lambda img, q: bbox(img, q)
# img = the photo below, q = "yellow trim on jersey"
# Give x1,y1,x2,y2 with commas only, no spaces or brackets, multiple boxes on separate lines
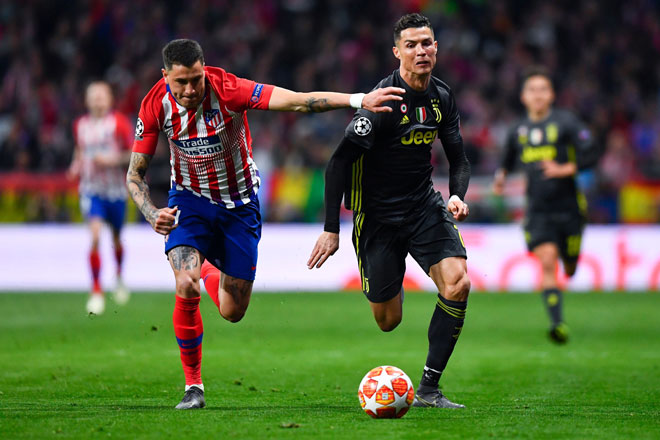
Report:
350,155,364,212
577,191,588,216
353,211,369,293
567,145,577,163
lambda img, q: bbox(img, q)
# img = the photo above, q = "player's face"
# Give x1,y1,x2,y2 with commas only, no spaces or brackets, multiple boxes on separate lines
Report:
85,83,113,117
393,27,437,76
521,75,554,116
162,61,206,109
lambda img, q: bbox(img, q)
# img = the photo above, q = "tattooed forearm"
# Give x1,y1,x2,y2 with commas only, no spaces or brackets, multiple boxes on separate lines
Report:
304,97,340,113
126,152,158,225
169,246,200,272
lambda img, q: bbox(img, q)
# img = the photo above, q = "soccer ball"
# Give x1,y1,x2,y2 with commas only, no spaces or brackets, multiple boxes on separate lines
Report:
358,366,415,418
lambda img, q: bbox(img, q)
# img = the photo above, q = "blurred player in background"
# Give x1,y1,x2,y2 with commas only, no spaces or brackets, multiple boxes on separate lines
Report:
493,67,599,343
308,13,471,409
68,81,133,315
127,39,404,410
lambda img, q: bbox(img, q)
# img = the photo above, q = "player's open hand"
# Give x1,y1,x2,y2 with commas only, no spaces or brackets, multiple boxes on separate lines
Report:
307,231,339,269
447,197,469,222
152,206,179,235
361,87,406,113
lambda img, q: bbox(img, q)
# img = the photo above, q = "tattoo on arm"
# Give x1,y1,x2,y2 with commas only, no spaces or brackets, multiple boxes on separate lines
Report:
126,152,159,226
304,97,339,113
169,246,201,272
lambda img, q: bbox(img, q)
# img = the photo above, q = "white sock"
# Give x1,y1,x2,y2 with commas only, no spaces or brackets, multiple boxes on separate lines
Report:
185,383,204,392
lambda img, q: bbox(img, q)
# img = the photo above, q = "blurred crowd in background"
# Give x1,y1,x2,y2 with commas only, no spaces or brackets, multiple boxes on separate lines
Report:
1,0,659,224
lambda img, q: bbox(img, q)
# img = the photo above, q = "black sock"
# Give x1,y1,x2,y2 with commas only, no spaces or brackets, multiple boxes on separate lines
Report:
419,294,467,390
542,288,563,327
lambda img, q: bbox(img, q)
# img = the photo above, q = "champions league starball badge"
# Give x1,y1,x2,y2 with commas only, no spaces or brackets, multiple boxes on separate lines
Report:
354,117,372,136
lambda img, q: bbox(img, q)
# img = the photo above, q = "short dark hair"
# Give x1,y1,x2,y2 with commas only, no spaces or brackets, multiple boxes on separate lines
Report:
162,39,205,70
393,13,433,44
521,65,553,88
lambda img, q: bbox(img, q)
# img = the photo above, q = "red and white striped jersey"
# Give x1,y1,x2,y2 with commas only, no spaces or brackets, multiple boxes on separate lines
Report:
132,66,274,208
73,111,133,200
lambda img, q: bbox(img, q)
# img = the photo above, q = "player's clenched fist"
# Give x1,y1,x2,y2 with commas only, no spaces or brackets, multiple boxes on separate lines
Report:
447,196,469,222
151,206,179,235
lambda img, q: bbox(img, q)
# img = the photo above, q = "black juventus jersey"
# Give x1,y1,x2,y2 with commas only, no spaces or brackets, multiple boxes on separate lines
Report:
339,70,469,224
500,109,596,214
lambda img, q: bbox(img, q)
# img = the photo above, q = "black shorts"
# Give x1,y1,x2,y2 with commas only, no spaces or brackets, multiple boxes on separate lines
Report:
524,211,585,263
351,194,467,303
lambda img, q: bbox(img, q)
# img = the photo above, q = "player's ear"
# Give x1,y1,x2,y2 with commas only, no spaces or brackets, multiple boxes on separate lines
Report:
161,68,168,84
392,45,400,60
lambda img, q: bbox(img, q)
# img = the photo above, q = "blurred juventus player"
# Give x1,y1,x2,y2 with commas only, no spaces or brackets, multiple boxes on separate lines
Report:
68,81,132,315
308,13,471,409
493,67,599,343
127,39,404,409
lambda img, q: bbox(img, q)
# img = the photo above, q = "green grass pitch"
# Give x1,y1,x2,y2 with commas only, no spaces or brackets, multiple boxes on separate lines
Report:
1,292,659,439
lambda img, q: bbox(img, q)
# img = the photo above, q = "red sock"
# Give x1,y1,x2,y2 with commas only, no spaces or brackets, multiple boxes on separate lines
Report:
114,244,124,277
89,250,101,293
201,260,220,310
173,295,203,386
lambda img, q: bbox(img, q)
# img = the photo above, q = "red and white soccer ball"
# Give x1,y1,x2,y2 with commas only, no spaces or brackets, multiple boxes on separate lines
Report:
358,365,415,418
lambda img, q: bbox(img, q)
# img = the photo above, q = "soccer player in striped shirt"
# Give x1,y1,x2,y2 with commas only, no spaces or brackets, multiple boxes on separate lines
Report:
68,81,133,315
127,39,404,409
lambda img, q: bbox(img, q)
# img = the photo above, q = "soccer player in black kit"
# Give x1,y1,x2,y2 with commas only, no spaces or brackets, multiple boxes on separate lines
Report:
308,13,471,409
493,67,598,344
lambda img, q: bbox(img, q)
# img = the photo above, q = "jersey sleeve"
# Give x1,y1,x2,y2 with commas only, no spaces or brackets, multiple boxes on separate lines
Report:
72,117,82,146
343,108,386,150
206,66,274,113
114,113,134,151
438,88,462,146
132,87,163,156
565,113,599,170
500,126,518,172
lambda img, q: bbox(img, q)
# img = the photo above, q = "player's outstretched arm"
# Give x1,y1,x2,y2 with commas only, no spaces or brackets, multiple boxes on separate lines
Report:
126,152,178,235
267,86,405,113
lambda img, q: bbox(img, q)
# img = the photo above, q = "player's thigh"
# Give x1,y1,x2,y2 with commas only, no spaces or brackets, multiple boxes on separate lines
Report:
532,242,559,271
212,197,262,282
408,201,467,277
220,274,253,310
352,212,407,303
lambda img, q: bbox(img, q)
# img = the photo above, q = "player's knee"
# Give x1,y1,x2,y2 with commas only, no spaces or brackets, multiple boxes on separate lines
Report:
176,273,201,298
444,273,471,302
376,316,401,332
220,309,245,323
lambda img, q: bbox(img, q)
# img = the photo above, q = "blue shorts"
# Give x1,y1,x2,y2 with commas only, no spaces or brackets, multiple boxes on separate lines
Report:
165,189,261,281
81,195,126,232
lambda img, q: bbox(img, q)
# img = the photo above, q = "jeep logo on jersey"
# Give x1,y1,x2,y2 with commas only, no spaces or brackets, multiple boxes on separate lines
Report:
401,129,437,145
354,117,372,136
172,135,223,155
135,118,144,139
204,109,222,129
